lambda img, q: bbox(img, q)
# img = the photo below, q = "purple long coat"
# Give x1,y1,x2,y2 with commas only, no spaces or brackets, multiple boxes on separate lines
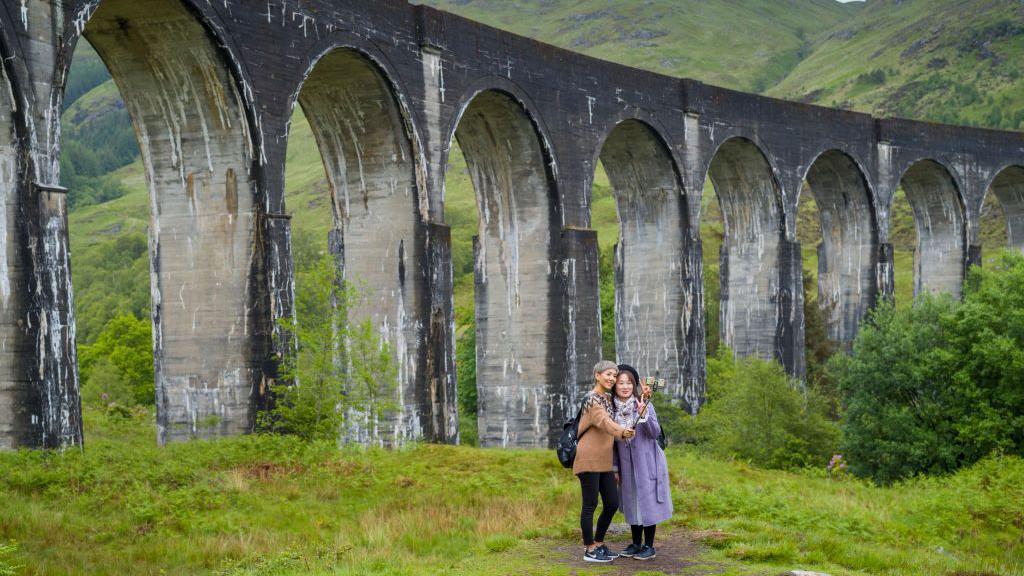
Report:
613,403,673,526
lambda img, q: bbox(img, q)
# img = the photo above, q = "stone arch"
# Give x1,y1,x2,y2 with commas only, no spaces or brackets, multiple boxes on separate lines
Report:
985,165,1024,252
898,159,966,299
596,119,688,396
801,149,877,344
291,46,425,445
448,89,559,448
706,137,785,360
81,0,260,443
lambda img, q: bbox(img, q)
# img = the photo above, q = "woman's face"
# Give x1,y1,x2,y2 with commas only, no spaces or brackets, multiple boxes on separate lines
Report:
614,373,634,400
596,368,618,391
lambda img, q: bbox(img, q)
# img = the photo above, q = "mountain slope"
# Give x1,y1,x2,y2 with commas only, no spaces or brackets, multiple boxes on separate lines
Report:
768,0,1024,130
419,0,860,92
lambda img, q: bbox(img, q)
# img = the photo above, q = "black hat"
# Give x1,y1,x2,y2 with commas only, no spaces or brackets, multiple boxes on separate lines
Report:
616,364,639,386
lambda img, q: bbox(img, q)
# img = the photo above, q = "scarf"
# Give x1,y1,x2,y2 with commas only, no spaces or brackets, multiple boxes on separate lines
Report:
613,396,638,429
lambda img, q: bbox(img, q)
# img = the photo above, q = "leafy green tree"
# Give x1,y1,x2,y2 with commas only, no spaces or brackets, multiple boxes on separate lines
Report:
263,253,397,443
834,251,1024,484
699,353,839,469
803,268,840,418
660,347,838,469
952,251,1024,453
79,314,154,406
72,232,151,344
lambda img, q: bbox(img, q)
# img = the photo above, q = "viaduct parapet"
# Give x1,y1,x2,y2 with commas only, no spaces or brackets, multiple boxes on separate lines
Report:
0,0,1021,449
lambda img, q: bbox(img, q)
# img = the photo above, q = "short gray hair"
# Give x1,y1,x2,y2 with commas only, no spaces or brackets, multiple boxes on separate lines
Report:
593,360,617,376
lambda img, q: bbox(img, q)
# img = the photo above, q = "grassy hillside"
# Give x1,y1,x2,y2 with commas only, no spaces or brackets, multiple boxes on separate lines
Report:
1,407,1021,575
769,0,1024,130
419,0,860,93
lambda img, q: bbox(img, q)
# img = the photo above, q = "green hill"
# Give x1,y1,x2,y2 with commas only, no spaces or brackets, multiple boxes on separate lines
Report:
419,0,860,93
768,0,1024,130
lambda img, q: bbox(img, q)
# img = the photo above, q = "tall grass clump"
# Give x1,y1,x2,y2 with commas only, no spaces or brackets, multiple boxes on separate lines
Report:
0,541,19,576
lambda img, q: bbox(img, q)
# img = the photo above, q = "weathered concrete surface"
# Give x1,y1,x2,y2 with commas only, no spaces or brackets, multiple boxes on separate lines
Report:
900,160,966,299
1,0,1023,449
708,138,784,362
987,166,1024,252
804,151,877,345
0,62,33,449
84,0,261,443
297,48,425,445
0,0,83,450
601,120,689,397
458,91,558,448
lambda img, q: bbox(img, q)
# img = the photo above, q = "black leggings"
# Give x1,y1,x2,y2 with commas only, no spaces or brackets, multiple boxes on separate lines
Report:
630,524,657,547
578,471,619,546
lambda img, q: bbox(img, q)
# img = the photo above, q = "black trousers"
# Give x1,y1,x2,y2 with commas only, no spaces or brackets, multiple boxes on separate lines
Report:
630,524,657,547
578,471,619,546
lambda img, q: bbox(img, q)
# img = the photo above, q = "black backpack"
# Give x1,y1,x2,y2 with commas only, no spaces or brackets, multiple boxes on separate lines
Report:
656,423,668,451
556,404,589,468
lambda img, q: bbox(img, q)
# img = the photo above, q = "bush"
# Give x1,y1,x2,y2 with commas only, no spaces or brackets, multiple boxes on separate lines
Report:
833,251,1024,484
262,253,397,443
662,348,839,470
79,314,154,406
854,69,886,86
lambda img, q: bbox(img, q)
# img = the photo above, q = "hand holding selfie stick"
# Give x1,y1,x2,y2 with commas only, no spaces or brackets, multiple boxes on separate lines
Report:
630,377,664,429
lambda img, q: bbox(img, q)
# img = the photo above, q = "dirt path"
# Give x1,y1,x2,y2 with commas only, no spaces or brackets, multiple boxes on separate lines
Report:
555,525,725,575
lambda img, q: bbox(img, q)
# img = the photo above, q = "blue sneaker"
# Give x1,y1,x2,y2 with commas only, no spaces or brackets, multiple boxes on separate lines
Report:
583,547,614,563
634,545,656,560
618,543,642,558
597,544,619,559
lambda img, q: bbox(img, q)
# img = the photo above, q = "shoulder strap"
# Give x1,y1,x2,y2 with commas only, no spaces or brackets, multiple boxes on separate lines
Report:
576,399,590,441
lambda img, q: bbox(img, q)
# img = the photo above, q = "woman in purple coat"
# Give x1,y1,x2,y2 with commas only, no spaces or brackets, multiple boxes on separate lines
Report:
612,364,673,560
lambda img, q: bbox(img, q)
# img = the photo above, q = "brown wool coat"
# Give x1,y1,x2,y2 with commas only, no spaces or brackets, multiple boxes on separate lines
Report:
572,391,628,475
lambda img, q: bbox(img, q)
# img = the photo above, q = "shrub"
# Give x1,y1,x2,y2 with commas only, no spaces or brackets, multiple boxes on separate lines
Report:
833,251,1024,484
854,68,886,86
700,355,839,469
262,253,397,443
662,348,839,470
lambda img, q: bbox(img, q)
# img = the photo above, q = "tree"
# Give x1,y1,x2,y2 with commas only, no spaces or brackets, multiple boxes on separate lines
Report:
833,250,1024,484
262,252,398,443
661,347,839,470
455,325,478,445
699,353,839,470
79,314,154,406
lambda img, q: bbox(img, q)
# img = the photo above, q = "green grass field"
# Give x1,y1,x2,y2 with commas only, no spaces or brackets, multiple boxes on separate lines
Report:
1,409,1022,576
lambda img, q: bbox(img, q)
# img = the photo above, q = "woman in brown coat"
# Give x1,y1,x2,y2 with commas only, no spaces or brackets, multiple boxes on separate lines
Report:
573,360,635,562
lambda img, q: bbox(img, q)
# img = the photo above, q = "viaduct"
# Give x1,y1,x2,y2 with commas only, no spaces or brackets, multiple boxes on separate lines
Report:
0,0,1022,450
